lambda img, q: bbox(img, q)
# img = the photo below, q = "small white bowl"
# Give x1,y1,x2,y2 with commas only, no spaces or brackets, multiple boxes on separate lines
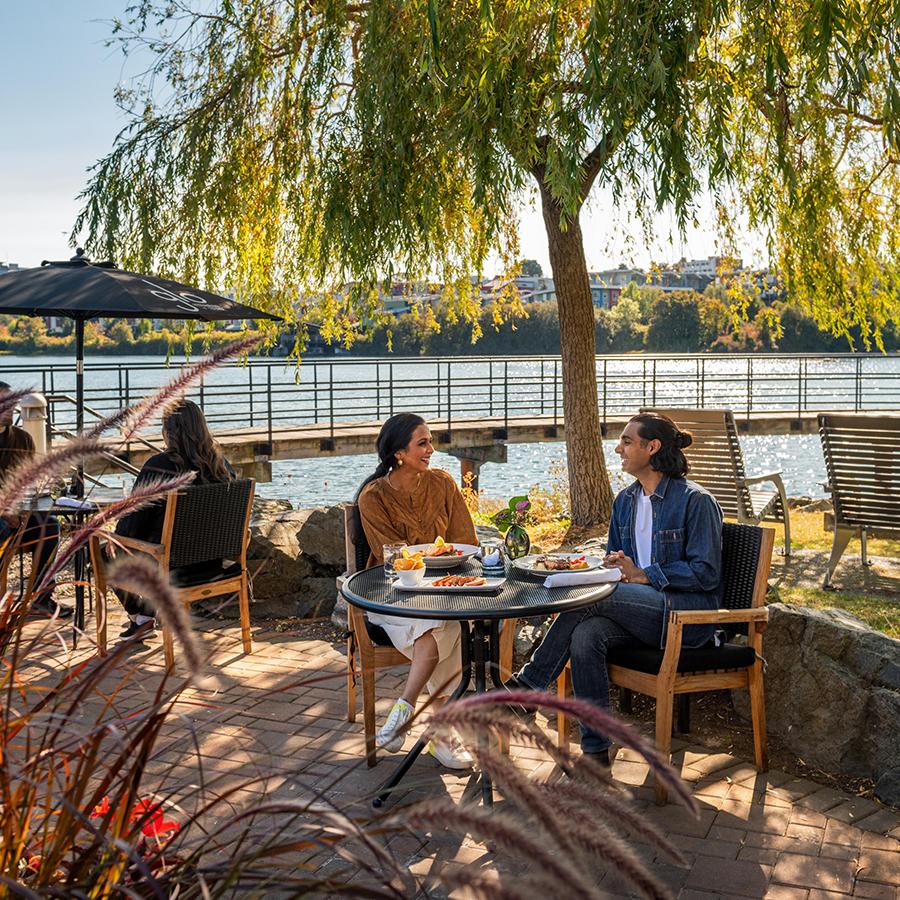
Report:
395,566,426,587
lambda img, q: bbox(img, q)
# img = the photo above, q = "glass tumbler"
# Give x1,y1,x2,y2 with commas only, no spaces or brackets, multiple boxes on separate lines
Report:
383,544,404,578
480,537,507,576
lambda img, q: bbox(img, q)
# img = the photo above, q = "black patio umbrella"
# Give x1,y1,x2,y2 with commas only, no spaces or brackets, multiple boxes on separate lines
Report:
0,251,282,453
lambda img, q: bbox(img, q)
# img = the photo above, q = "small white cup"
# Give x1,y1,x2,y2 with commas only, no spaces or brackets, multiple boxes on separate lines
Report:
395,566,426,587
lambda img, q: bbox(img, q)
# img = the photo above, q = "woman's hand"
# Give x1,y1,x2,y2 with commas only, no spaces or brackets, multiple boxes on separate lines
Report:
603,550,649,584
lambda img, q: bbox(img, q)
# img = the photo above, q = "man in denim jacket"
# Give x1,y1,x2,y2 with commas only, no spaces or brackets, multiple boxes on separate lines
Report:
509,412,723,765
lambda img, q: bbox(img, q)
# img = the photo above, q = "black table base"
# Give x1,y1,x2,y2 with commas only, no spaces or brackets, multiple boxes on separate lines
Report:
372,618,506,808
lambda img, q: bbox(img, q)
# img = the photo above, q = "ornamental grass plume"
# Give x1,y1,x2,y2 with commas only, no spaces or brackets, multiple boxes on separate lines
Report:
106,555,203,679
32,472,195,598
86,334,262,441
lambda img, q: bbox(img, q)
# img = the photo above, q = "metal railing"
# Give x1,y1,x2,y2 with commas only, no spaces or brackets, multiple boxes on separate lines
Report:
1,353,897,444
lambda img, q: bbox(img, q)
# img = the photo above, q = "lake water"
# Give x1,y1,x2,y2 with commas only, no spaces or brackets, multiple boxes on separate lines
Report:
2,352,897,507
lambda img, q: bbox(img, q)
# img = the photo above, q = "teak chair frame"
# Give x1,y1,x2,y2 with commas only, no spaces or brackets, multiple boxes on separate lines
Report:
342,504,515,766
557,524,774,805
90,480,255,670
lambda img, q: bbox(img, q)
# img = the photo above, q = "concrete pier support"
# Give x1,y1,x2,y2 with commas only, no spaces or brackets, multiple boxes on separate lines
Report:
447,444,507,491
237,459,273,483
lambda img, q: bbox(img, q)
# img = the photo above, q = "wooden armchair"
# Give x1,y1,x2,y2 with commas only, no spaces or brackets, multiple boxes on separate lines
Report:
557,522,774,804
342,504,517,766
90,479,255,670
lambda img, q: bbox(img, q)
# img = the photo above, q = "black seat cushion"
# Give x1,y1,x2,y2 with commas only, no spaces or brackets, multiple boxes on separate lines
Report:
364,618,394,647
170,560,243,588
608,642,756,674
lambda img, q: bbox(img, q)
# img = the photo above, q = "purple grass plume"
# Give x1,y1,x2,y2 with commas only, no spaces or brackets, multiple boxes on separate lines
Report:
86,335,263,442
394,799,606,899
446,689,697,812
0,438,105,516
34,472,195,596
106,555,203,679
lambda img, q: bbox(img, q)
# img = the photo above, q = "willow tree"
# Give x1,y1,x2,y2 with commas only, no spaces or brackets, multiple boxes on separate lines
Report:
77,1,900,526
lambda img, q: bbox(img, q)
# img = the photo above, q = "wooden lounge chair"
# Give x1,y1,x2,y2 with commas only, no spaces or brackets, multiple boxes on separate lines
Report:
90,479,255,669
642,407,791,555
557,523,774,805
342,504,516,766
818,413,900,588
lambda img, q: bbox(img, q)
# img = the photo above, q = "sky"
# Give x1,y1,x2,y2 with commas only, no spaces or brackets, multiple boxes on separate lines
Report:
0,3,765,275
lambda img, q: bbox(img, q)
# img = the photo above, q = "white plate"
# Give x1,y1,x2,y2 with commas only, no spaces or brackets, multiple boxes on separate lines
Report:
403,542,480,569
512,553,605,575
393,576,506,593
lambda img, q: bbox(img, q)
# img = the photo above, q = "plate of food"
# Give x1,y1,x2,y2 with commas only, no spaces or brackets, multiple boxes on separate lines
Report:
512,553,604,577
403,537,480,569
393,574,506,593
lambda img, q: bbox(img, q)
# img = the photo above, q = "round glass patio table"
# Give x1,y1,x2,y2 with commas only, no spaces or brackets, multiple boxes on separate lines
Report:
341,561,617,807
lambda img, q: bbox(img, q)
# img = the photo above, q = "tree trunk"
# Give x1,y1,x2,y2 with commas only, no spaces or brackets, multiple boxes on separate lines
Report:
537,180,614,527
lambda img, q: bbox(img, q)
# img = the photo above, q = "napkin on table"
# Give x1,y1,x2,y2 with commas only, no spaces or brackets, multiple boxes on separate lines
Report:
544,568,622,588
55,496,97,511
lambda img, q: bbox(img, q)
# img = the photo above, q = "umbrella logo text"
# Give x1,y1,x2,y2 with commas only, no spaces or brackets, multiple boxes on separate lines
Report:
141,280,224,314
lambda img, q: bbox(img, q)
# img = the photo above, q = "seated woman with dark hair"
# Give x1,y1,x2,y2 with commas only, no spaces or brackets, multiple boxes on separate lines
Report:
114,399,234,638
506,412,724,766
0,424,67,617
356,413,477,770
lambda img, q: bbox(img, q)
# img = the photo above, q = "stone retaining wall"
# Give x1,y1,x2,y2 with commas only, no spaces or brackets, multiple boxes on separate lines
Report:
735,603,900,805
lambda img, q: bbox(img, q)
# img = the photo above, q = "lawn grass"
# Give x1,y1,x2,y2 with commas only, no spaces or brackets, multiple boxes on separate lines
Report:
765,509,900,556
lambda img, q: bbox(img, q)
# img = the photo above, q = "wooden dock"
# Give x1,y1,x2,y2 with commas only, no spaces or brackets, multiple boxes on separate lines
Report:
74,409,886,482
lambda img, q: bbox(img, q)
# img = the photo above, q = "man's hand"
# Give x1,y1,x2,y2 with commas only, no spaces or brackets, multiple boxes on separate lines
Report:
603,550,649,584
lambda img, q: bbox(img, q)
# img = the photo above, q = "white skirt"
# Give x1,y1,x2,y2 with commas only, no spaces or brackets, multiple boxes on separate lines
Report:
366,613,462,696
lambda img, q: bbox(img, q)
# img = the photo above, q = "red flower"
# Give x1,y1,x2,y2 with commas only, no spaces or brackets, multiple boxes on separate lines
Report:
129,797,180,845
25,855,42,872
90,796,111,819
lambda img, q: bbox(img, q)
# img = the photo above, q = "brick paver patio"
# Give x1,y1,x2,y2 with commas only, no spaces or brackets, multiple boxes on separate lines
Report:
19,610,900,899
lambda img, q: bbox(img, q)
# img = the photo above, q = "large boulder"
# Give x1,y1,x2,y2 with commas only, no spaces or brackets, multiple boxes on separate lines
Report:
248,502,347,618
733,603,900,805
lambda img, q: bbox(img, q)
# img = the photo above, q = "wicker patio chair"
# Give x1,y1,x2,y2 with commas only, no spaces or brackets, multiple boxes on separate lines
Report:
641,407,791,555
557,523,774,804
90,478,255,670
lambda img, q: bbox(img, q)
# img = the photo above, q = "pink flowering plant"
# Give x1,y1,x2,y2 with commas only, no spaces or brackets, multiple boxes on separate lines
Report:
490,494,532,531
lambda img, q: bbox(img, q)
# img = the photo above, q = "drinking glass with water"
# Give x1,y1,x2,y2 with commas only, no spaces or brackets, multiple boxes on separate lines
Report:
383,544,404,578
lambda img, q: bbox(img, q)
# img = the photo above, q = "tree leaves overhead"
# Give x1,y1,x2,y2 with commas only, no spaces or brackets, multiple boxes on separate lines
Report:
77,0,900,347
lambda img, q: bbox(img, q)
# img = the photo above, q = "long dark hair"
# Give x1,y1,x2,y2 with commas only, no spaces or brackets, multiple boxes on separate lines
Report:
162,400,233,484
0,425,33,479
355,413,425,499
629,413,693,478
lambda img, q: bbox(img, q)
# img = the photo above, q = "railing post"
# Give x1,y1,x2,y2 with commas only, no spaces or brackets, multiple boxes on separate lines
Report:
746,358,752,419
504,361,509,433
489,361,494,417
267,364,273,445
554,358,559,426
447,361,452,434
436,362,441,420
376,362,380,419
389,362,394,416
855,356,862,412
642,358,647,407
329,362,335,442
249,363,255,427
797,358,803,417
602,358,607,425
652,359,657,406
697,357,702,408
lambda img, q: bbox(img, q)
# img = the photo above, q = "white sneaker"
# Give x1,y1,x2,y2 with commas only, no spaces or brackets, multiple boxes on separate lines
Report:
376,699,414,752
428,735,474,770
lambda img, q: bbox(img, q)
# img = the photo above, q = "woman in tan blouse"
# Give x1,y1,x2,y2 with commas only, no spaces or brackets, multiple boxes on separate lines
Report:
357,413,477,769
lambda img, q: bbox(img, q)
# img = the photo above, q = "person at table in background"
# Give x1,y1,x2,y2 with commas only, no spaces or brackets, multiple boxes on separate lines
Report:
0,382,69,618
113,399,235,639
506,412,723,767
356,413,478,770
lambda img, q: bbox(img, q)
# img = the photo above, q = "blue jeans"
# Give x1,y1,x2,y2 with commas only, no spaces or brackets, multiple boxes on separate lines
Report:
518,583,714,753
